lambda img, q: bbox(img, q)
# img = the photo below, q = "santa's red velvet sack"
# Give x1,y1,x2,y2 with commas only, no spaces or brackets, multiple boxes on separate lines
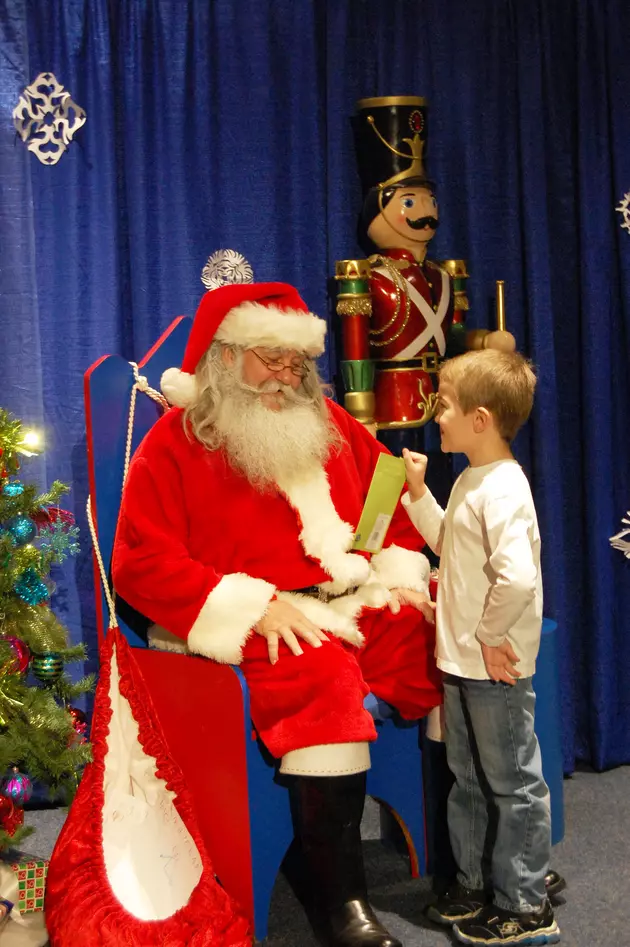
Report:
45,627,250,947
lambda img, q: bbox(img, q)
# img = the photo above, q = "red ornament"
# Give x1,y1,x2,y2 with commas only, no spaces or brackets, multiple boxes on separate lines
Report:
31,507,75,528
0,794,24,836
1,636,31,675
67,706,88,745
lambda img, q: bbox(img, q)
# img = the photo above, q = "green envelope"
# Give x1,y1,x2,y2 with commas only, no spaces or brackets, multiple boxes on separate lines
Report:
352,453,407,553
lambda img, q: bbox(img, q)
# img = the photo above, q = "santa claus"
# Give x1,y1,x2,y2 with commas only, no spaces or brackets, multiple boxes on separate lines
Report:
112,281,443,947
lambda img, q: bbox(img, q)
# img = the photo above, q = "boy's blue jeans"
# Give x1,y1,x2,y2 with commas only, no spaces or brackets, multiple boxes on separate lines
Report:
443,674,551,913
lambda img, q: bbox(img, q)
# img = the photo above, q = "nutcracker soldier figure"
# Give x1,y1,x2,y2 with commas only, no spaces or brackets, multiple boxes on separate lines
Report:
335,96,514,447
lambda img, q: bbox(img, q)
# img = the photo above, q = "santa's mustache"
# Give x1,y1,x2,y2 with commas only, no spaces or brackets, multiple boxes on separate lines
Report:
230,373,314,406
406,215,440,231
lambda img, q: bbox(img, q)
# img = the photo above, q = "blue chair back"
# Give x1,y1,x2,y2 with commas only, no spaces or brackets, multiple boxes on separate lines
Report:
85,317,192,647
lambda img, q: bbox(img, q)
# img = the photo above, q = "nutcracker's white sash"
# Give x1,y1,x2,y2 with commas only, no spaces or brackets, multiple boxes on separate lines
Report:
374,266,449,358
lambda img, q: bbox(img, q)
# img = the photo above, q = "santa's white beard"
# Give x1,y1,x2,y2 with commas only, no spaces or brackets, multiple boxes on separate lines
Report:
212,378,332,488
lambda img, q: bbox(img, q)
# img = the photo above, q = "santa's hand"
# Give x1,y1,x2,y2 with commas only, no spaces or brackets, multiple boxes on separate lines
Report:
402,448,429,501
388,587,435,624
480,640,521,685
255,600,329,664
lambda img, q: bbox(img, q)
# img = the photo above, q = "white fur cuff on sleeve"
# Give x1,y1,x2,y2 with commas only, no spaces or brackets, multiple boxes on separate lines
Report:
187,573,275,664
370,544,431,595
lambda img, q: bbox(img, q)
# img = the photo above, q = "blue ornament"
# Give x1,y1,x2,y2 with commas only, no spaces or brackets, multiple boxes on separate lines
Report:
5,515,37,547
13,568,49,605
2,482,24,497
31,652,63,684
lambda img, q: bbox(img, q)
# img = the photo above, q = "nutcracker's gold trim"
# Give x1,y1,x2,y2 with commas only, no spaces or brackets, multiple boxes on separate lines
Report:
368,255,411,346
344,391,376,424
377,417,431,430
358,96,428,109
366,116,427,189
374,370,438,430
453,293,470,311
438,259,470,279
337,297,372,317
417,386,439,423
368,254,408,273
335,259,371,280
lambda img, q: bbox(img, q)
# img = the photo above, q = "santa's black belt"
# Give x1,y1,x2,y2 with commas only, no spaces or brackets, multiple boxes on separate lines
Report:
288,585,357,603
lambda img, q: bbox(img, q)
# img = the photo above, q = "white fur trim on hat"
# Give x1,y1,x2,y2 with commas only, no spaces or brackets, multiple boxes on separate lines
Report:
187,573,276,664
161,368,196,407
216,301,327,356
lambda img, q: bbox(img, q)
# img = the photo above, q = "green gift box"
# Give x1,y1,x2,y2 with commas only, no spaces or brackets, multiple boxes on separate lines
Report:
9,857,48,914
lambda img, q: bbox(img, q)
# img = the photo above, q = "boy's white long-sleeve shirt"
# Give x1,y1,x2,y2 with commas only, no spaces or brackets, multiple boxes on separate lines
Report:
402,459,543,679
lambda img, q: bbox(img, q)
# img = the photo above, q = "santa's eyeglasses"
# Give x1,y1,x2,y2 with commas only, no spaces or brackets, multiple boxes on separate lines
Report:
251,349,310,379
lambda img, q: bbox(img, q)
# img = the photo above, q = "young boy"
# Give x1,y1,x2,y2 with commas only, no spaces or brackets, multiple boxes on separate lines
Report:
402,349,560,946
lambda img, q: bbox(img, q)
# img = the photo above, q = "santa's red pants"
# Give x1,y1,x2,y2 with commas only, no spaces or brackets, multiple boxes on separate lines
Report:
240,604,443,759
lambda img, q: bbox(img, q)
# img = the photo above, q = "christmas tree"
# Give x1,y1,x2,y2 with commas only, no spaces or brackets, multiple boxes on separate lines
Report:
0,408,93,852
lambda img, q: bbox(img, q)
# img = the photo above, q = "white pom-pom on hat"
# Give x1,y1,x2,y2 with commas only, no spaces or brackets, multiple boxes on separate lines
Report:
160,368,197,409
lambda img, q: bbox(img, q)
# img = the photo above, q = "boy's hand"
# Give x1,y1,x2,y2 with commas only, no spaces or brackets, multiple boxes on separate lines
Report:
402,448,429,502
480,640,521,685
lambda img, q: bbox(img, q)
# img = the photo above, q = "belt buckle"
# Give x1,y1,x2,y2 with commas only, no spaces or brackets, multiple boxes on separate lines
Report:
420,351,439,373
317,585,357,603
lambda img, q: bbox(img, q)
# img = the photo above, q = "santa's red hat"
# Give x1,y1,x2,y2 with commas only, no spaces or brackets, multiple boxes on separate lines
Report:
161,282,327,407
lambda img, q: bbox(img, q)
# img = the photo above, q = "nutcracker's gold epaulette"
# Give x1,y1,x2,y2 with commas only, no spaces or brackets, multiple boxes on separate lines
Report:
335,259,372,316
436,258,469,279
335,259,372,280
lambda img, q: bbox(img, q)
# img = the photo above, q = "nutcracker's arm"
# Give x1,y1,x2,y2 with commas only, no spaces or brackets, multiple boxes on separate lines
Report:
466,279,516,353
335,259,376,425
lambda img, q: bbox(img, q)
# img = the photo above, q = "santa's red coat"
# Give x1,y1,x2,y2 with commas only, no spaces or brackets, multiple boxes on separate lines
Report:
112,399,442,756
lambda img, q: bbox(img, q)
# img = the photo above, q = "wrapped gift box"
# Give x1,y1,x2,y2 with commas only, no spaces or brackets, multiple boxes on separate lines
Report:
6,857,48,914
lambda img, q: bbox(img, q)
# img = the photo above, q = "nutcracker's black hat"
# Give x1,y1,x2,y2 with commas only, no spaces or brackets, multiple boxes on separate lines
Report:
352,95,433,195
352,96,435,250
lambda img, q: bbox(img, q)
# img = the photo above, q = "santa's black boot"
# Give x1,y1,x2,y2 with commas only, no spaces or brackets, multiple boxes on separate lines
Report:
289,772,402,947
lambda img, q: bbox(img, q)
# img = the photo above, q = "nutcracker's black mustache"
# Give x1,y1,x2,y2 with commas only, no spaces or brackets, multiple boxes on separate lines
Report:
406,215,440,231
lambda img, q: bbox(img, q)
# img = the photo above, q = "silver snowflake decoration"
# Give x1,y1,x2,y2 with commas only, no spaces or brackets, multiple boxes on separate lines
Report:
13,72,86,166
610,512,630,558
201,249,254,290
615,192,630,234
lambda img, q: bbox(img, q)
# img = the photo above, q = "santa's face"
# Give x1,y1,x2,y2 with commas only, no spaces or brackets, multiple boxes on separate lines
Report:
367,186,438,259
228,346,306,411
212,347,331,487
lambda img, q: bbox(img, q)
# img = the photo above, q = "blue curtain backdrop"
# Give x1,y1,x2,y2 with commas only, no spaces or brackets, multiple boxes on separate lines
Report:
1,0,629,771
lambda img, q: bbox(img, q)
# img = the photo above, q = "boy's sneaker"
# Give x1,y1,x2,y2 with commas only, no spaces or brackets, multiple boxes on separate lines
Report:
425,882,488,926
452,899,560,945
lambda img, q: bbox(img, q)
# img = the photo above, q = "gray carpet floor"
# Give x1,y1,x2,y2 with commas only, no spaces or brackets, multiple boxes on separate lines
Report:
21,765,630,946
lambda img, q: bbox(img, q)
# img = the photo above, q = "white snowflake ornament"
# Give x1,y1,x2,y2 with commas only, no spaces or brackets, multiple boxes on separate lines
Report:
201,250,254,290
13,72,86,165
615,192,630,234
610,512,630,558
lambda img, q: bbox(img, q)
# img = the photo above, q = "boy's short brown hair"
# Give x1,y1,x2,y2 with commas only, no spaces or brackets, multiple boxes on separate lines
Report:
438,349,536,441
